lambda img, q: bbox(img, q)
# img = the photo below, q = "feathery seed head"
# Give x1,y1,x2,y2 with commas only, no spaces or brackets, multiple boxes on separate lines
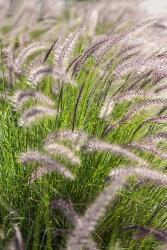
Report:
11,90,54,110
45,130,89,151
142,132,167,145
28,65,53,86
145,116,167,124
52,69,77,86
44,143,80,165
18,105,57,127
109,166,167,186
55,29,81,72
50,199,79,225
114,58,167,79
71,18,157,74
20,150,74,181
86,138,148,166
14,43,48,73
30,165,74,182
100,90,156,120
127,142,167,160
5,47,14,70
99,96,115,119
121,98,167,123
95,18,158,64
12,224,23,250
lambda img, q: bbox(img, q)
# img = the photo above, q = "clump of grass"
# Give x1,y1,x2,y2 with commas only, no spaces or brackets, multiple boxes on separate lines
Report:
1,19,167,250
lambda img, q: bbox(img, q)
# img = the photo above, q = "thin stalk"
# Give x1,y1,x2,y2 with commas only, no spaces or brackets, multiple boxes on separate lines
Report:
72,80,85,131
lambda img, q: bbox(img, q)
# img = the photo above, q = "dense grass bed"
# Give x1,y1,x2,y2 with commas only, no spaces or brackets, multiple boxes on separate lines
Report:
1,18,167,250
